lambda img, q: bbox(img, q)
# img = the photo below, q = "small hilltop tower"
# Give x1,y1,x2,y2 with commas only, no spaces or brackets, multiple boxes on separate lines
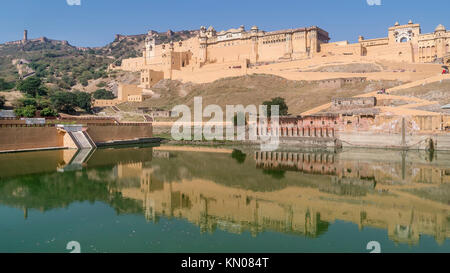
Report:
22,30,28,44
144,31,156,65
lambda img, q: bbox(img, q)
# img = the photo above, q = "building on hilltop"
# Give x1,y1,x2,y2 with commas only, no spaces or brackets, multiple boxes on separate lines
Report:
315,77,367,89
116,21,450,78
325,21,450,63
117,24,330,73
101,21,450,108
3,30,71,47
103,24,331,106
23,30,28,43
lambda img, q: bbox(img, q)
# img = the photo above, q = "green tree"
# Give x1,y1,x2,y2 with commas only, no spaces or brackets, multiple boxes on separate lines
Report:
96,81,106,88
74,91,92,112
231,149,247,164
50,91,77,113
40,107,58,117
0,78,14,91
262,97,288,117
16,77,47,97
80,78,89,87
57,80,71,90
19,97,37,107
14,105,36,118
79,70,93,87
93,89,115,99
61,75,76,88
0,95,5,109
36,97,52,110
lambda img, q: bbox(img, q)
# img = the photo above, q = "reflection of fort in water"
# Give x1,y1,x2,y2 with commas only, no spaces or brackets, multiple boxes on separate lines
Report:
0,146,448,245
97,147,450,245
254,150,450,186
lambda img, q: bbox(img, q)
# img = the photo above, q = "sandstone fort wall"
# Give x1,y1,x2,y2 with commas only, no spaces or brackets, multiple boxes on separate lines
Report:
0,126,63,151
120,57,145,72
0,123,154,152
87,124,153,144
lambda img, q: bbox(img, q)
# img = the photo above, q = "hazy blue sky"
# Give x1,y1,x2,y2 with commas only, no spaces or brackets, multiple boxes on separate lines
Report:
0,0,449,47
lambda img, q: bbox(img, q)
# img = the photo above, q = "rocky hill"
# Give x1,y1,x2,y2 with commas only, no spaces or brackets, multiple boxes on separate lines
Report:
105,29,198,62
0,29,198,90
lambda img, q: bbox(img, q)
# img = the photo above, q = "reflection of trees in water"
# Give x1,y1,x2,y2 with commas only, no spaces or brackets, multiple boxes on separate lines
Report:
0,167,143,215
150,150,326,192
108,191,144,215
1,146,450,244
0,171,107,211
231,149,246,164
196,203,330,238
305,211,329,238
262,169,286,179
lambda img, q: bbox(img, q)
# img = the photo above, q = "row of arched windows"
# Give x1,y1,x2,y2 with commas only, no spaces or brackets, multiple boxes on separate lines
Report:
262,38,287,45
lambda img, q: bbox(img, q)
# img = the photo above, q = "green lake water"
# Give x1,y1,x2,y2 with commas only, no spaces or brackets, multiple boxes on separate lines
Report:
0,145,449,253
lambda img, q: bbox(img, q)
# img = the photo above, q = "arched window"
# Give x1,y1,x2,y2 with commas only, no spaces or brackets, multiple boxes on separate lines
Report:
400,37,408,43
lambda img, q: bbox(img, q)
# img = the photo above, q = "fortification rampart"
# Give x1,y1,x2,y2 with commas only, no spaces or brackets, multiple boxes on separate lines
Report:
0,122,155,152
0,125,63,152
86,123,153,144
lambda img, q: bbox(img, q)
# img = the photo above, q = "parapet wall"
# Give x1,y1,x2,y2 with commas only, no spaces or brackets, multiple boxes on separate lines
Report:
0,123,154,152
0,125,63,152
87,124,153,144
57,116,119,124
93,99,121,107
320,42,363,56
365,42,414,62
0,119,27,125
118,57,146,72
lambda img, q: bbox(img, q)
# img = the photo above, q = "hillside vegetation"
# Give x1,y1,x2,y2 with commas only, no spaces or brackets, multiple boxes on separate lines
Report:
0,30,197,90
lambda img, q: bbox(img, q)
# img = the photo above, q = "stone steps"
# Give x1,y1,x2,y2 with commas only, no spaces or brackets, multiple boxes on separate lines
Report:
70,131,94,149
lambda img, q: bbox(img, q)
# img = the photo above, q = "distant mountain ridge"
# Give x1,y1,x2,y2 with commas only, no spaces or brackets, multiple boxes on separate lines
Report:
1,29,199,53
0,29,199,84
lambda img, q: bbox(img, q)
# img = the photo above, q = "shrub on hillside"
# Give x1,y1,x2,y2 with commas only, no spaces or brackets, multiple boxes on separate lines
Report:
14,105,36,118
16,77,47,97
96,81,106,88
0,78,15,91
50,91,77,113
40,107,58,117
0,95,5,109
74,91,92,112
19,97,37,107
93,89,115,99
262,97,288,116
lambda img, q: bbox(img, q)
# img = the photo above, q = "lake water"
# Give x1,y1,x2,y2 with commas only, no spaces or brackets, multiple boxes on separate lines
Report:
0,145,449,253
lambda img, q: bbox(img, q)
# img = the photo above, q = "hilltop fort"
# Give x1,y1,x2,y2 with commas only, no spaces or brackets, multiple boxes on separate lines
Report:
100,21,450,106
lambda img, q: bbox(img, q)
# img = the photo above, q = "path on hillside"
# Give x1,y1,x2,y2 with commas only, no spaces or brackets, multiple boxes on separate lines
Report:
301,74,450,116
